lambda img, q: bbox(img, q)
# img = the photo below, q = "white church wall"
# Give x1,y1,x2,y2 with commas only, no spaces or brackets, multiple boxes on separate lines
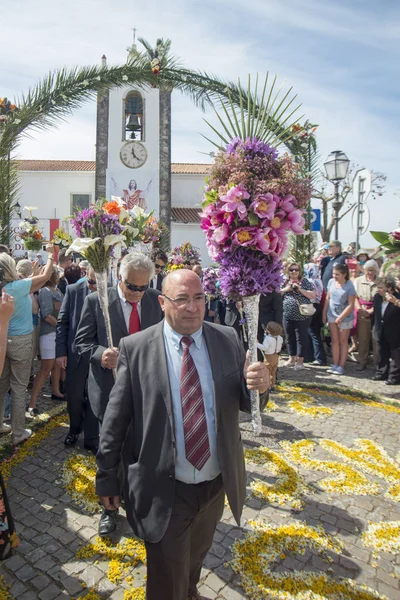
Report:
171,223,211,266
18,171,94,221
172,174,206,207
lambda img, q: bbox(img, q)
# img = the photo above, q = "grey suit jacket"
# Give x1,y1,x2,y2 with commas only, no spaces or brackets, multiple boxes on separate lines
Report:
96,320,268,544
76,285,163,420
56,279,90,373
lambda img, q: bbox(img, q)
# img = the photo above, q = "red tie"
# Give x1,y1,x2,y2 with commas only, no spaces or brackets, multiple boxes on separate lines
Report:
180,336,210,471
128,302,140,334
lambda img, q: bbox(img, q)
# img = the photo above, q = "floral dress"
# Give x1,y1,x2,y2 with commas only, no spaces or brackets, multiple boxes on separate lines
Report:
0,472,19,560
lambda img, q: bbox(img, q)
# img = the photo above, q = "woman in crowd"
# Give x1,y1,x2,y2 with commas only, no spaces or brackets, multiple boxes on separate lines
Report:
28,267,64,415
64,263,83,285
323,264,356,376
372,275,400,386
281,263,315,370
0,246,55,444
16,259,40,385
0,292,20,559
354,259,379,371
304,262,327,366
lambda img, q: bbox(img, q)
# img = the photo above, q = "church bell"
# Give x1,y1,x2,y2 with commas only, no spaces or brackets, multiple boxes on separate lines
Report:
126,114,141,140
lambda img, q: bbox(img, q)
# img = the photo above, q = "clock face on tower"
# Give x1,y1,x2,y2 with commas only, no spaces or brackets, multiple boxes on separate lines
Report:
120,141,148,168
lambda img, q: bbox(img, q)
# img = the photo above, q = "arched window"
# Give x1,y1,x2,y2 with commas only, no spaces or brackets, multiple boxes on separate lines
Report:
123,91,144,141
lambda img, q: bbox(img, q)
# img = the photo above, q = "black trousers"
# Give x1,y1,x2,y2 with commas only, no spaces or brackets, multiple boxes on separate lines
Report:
65,361,99,445
145,475,225,600
283,317,311,358
375,338,400,383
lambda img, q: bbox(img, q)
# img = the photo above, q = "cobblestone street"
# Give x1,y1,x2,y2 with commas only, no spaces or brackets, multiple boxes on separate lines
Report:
1,368,400,599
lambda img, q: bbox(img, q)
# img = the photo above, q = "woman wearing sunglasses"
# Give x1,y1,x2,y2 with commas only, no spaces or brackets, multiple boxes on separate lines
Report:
281,263,315,369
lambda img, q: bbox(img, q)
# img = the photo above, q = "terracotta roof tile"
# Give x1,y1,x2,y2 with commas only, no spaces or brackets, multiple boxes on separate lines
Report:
171,207,202,223
16,160,96,172
16,160,211,174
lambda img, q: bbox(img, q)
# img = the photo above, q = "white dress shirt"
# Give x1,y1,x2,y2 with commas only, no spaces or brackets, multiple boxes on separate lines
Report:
163,320,221,484
117,284,141,331
257,334,283,355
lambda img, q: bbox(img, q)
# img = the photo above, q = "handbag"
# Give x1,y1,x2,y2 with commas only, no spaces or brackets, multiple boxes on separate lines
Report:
295,296,316,317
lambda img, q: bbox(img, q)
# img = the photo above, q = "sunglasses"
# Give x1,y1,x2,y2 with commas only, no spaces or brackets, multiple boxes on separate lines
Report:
289,268,299,272
155,263,165,270
87,279,97,285
124,280,149,292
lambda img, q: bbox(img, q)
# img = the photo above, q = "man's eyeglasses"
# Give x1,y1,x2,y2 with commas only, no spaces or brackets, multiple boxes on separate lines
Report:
87,279,97,285
155,263,165,270
124,281,149,292
163,294,205,308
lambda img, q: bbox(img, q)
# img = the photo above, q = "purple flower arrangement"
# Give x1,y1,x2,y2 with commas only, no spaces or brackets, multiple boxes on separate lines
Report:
71,205,123,239
167,241,201,272
202,266,220,299
201,136,311,297
68,201,124,272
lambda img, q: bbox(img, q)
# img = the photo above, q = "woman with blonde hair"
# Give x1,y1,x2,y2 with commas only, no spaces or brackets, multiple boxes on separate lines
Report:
0,245,55,444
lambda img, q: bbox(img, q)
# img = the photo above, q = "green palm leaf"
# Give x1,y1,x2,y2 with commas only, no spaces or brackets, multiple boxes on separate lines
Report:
202,74,303,152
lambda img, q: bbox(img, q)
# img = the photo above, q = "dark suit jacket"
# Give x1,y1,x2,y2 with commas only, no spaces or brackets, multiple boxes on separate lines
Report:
76,285,163,420
259,292,283,329
372,292,400,347
149,273,164,292
96,321,268,544
56,279,89,373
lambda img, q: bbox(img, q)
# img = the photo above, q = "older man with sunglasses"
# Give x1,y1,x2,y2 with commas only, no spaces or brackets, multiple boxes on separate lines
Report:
76,252,163,535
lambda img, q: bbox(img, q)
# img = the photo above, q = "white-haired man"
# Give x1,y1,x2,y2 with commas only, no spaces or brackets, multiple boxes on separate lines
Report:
76,252,163,535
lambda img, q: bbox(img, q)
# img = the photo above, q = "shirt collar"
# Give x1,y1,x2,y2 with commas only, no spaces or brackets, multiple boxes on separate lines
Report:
117,282,141,307
163,319,203,351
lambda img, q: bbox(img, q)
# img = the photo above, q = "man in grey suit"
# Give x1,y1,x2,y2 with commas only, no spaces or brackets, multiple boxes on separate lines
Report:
56,267,98,451
76,252,163,535
96,270,269,600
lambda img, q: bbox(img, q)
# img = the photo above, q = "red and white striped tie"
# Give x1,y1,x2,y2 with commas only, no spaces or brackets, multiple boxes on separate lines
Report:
180,336,210,471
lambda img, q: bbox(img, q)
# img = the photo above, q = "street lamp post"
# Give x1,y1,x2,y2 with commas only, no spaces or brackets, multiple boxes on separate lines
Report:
324,150,350,240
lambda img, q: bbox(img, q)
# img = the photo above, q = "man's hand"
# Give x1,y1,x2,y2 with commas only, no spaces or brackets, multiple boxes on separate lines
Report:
56,356,67,369
0,293,14,322
244,351,270,393
101,347,119,369
99,495,121,511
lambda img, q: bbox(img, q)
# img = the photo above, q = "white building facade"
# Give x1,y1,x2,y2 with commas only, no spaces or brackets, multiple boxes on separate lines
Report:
14,160,213,264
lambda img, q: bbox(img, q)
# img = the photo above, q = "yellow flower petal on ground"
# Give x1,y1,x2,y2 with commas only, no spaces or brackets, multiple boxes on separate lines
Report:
276,391,333,418
62,453,99,514
282,440,380,497
231,520,385,599
362,521,400,554
245,447,307,510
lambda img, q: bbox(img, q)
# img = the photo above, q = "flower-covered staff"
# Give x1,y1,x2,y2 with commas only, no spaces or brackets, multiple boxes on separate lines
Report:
201,136,311,432
51,227,72,248
17,206,44,252
166,241,201,272
67,201,125,377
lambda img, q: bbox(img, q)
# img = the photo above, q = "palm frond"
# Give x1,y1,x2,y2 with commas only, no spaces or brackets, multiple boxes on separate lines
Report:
0,158,21,246
200,74,302,151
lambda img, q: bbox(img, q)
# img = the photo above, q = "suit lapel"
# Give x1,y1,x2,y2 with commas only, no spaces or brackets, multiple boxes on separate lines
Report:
140,291,154,330
152,322,175,435
203,324,223,421
108,286,129,337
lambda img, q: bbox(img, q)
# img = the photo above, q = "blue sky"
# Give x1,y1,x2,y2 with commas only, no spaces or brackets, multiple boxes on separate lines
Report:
1,0,399,246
